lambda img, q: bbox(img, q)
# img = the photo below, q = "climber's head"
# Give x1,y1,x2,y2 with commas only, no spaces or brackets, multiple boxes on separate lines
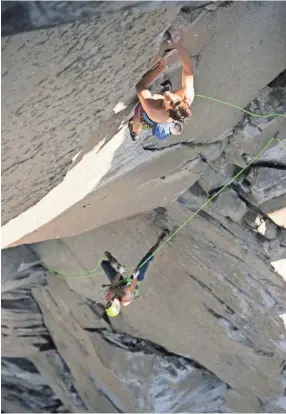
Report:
105,298,121,317
163,91,192,123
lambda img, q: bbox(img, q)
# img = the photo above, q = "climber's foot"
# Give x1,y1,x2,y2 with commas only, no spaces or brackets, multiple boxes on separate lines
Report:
105,251,118,266
105,251,126,273
128,118,137,141
158,228,170,242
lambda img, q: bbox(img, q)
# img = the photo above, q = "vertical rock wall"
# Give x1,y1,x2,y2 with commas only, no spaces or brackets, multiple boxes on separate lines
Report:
1,6,178,225
2,2,286,247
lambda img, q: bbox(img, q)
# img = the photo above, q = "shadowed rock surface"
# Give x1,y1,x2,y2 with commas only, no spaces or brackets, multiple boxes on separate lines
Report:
1,1,198,36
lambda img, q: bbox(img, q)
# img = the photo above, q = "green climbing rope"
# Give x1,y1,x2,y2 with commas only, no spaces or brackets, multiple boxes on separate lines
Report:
276,137,286,150
132,137,276,274
42,257,106,279
195,95,286,119
41,94,285,280
42,257,135,280
43,136,279,280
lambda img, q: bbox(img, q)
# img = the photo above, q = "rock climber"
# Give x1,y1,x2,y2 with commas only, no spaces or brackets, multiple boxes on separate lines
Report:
102,229,169,317
128,33,195,141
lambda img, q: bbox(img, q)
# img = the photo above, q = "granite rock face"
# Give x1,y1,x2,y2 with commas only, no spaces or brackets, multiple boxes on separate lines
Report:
0,248,232,413
247,167,286,205
1,6,178,226
1,2,286,413
2,1,286,246
211,189,248,222
2,200,286,412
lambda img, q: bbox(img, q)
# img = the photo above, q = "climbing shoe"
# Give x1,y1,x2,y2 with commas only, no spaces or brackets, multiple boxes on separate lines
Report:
105,252,126,273
105,251,118,266
128,118,137,141
158,229,170,242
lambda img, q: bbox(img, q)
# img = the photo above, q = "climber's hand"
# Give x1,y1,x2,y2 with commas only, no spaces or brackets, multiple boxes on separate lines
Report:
168,29,184,48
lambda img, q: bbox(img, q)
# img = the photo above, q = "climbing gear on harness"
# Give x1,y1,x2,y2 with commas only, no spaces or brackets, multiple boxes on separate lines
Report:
117,275,141,298
135,102,155,127
106,299,121,317
133,102,174,140
103,278,141,299
129,78,183,140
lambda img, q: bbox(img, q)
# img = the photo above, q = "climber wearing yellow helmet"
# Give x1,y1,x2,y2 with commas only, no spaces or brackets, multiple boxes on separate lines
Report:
102,229,170,317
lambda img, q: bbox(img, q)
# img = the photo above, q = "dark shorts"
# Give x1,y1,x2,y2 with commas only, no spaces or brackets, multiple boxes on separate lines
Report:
101,252,154,283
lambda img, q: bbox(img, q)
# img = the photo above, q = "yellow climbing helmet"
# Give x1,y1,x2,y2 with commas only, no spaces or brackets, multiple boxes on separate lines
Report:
106,299,121,317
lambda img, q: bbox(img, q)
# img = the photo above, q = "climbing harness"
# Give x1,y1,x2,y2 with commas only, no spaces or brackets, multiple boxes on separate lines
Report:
134,102,174,140
130,79,179,140
135,102,155,129
118,277,141,299
41,94,285,280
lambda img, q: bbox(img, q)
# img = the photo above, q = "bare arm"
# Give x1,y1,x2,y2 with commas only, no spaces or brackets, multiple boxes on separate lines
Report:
135,59,166,115
136,59,166,91
175,42,195,104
